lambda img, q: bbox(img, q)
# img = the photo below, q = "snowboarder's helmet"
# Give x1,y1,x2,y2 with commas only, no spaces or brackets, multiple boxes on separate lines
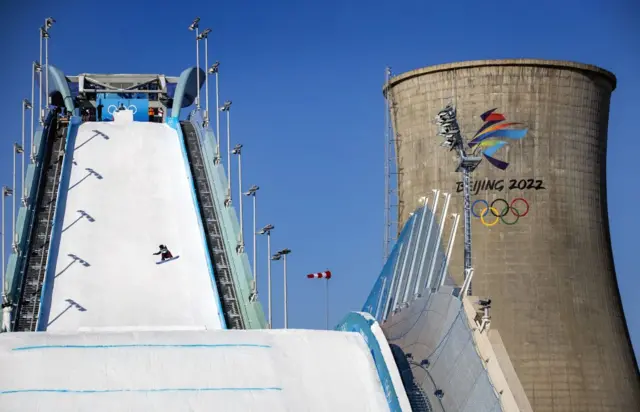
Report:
159,244,165,248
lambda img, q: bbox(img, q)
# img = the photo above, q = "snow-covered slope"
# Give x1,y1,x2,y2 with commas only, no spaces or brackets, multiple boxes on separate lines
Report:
46,120,223,331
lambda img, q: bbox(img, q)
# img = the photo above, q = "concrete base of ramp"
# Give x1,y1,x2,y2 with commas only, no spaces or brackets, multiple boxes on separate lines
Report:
0,329,390,411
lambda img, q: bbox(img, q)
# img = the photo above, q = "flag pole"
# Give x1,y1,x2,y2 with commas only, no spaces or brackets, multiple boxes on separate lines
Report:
325,276,329,330
307,270,332,330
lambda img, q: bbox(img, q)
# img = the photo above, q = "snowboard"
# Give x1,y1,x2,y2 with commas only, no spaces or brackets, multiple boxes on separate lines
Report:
156,255,180,265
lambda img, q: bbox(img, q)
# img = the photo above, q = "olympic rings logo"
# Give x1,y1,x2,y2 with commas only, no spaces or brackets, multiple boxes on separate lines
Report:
107,104,138,115
471,198,530,226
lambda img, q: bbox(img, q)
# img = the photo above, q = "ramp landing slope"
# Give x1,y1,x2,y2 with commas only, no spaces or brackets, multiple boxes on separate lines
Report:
0,329,390,411
45,122,223,331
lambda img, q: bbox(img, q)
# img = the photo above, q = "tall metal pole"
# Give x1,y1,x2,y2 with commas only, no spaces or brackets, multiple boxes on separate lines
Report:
239,152,244,246
245,185,259,298
38,29,43,124
30,62,38,163
195,27,200,109
215,68,220,159
260,224,274,328
383,67,391,262
283,253,288,329
462,169,472,294
435,104,480,297
44,31,49,112
227,110,231,197
2,185,14,331
276,248,291,328
21,102,26,204
325,277,329,330
198,29,211,123
189,18,201,109
208,62,221,160
20,99,33,206
43,18,55,115
1,188,8,300
11,146,17,250
252,194,257,292
42,18,55,118
225,104,232,204
232,144,244,250
204,37,209,123
267,231,272,328
220,100,232,205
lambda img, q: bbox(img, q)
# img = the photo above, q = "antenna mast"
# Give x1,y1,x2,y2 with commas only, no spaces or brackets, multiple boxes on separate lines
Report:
383,67,400,262
383,67,391,262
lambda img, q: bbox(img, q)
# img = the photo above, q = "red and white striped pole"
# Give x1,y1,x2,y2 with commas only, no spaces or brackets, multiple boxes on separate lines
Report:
307,271,332,330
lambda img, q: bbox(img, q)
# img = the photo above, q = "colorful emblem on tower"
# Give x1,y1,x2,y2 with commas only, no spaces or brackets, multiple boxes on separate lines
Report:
468,109,528,170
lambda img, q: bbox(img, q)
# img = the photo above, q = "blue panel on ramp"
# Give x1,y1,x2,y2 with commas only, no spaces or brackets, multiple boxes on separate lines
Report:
98,96,149,122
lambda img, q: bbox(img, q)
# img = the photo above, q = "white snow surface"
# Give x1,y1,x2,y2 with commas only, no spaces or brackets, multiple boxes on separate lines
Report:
0,329,390,411
47,121,223,331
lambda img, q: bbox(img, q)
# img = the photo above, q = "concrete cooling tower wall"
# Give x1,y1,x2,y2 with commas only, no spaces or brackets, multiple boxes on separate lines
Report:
384,59,640,412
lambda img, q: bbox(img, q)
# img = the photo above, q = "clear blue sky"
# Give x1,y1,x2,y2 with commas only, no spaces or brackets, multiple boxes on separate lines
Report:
0,1,638,357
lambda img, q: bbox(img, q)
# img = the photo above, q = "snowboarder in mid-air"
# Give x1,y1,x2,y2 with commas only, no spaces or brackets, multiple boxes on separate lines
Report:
153,244,173,261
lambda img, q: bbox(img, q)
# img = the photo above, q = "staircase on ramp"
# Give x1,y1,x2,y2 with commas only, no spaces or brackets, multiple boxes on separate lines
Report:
180,121,244,329
13,118,68,332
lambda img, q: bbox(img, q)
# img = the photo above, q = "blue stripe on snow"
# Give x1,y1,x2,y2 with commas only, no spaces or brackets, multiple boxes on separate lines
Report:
12,343,271,351
0,387,282,395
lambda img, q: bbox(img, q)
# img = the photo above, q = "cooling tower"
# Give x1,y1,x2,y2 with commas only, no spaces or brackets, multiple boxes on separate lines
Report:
384,59,640,412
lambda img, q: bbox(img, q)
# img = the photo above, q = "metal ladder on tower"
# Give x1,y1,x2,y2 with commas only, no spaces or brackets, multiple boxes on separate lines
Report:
180,121,244,329
13,120,68,332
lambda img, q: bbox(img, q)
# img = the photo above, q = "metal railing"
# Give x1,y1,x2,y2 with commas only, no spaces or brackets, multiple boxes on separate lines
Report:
13,120,67,331
185,111,267,329
180,121,244,329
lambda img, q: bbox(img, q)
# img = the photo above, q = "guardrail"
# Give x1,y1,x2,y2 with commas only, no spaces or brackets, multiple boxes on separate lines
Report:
2,113,55,311
185,111,266,329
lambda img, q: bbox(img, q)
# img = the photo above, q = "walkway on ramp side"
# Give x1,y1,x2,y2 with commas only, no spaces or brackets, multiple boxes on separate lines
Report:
45,122,223,331
1,329,391,411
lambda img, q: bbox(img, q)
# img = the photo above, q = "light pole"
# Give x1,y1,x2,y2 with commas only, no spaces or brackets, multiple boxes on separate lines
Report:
244,185,259,299
12,144,23,251
38,26,46,124
2,186,13,302
30,62,40,163
21,99,31,205
43,17,54,114
220,100,232,206
208,61,221,162
258,224,274,328
273,248,291,329
435,104,481,297
325,273,330,330
188,17,201,109
198,28,211,125
232,144,244,252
